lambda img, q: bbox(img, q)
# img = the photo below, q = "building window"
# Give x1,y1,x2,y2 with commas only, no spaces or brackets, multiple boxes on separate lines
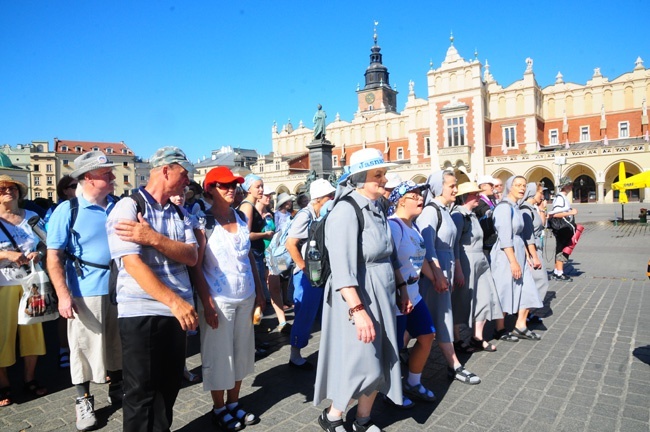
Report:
618,121,629,138
121,149,128,154
425,136,431,156
34,177,40,186
123,175,129,183
92,147,99,151
124,189,129,196
61,146,68,152
75,146,83,152
446,116,466,147
46,164,53,172
259,164,264,173
397,147,405,160
35,192,41,198
106,148,113,154
63,159,69,166
47,176,53,185
123,161,129,168
502,126,517,148
332,155,338,167
275,161,280,171
140,175,145,181
33,164,40,172
580,126,590,142
47,191,53,199
549,129,559,145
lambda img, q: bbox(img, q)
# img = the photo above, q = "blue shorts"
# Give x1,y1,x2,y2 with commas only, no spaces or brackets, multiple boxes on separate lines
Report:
396,300,436,350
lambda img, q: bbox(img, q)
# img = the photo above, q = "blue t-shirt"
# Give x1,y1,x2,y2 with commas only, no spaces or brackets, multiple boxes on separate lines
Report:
47,195,116,297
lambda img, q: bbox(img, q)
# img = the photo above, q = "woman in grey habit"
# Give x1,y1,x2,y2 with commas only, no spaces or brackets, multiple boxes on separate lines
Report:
490,176,543,340
416,170,481,385
314,148,403,432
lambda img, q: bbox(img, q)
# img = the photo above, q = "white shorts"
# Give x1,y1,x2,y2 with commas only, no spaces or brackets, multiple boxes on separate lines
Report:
198,294,255,391
68,295,122,385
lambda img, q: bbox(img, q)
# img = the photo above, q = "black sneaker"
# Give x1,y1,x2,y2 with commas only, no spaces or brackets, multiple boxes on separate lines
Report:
552,273,572,282
318,408,345,432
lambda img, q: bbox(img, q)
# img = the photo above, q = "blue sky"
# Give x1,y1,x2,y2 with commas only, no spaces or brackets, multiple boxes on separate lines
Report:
1,0,648,164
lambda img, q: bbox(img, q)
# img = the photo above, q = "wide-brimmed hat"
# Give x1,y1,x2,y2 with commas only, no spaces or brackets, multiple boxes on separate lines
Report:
0,175,28,197
70,151,117,179
345,148,397,176
150,146,194,173
477,174,497,186
558,176,573,188
310,179,336,200
204,166,245,187
276,192,294,208
456,182,482,196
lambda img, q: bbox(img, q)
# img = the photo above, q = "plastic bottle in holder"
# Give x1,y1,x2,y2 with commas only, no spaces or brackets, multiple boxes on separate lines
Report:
307,240,322,285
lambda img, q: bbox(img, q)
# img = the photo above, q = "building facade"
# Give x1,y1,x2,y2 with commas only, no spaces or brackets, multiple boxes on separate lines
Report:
255,35,650,203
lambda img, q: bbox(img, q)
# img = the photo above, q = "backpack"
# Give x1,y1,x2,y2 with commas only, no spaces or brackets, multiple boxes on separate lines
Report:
265,208,307,275
186,199,216,235
304,195,364,288
476,198,498,250
68,193,185,305
450,206,472,236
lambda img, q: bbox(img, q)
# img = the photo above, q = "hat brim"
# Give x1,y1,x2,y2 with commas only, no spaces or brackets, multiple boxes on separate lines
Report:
457,186,482,196
349,161,398,176
276,196,294,207
70,163,118,179
0,177,28,197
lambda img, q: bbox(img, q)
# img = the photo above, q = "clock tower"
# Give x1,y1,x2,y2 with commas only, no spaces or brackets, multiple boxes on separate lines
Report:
357,24,398,115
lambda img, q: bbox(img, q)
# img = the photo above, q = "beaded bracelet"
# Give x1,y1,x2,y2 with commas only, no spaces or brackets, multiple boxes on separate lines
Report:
348,303,365,321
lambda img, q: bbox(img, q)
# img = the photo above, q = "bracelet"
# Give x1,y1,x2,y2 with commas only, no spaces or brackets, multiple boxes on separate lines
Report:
397,281,407,289
348,303,365,320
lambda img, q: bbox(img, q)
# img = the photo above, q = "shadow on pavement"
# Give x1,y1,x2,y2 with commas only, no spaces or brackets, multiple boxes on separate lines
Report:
633,345,650,366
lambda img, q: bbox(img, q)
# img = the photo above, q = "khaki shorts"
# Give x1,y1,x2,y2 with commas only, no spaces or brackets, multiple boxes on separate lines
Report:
68,295,122,385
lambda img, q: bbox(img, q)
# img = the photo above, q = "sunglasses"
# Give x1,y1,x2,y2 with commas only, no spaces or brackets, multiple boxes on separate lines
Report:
216,181,239,190
0,186,18,193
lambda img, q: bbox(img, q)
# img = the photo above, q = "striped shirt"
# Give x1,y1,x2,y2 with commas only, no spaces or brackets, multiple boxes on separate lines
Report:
107,188,197,318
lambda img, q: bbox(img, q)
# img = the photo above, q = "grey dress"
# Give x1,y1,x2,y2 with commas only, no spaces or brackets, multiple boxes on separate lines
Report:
313,190,402,411
490,199,543,313
520,201,549,304
416,198,457,343
451,206,503,325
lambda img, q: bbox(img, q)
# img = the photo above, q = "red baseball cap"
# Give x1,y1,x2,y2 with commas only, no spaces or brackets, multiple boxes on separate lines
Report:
204,166,245,187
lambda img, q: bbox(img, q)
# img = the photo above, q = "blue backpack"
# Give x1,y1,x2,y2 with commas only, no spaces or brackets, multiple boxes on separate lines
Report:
265,209,308,274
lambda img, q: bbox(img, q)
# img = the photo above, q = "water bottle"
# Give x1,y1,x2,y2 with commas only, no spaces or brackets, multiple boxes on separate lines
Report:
307,240,322,285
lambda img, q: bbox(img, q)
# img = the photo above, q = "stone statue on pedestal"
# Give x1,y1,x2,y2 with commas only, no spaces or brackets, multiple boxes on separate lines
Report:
313,104,327,141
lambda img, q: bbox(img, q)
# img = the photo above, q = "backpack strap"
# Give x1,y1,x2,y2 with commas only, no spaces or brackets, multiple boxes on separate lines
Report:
426,200,444,232
65,197,111,275
0,219,19,250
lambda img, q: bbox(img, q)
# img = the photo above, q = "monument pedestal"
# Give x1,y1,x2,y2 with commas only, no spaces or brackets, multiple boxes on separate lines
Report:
307,139,335,179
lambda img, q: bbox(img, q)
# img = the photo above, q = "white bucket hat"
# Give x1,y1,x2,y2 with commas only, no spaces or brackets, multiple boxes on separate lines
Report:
384,172,402,190
309,179,336,200
477,174,497,186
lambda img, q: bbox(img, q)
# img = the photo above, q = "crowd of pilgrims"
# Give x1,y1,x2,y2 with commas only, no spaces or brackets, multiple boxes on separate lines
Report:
0,146,580,432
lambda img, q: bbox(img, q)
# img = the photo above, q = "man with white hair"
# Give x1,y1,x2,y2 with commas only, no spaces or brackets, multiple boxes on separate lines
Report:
107,146,199,432
47,151,122,431
285,179,336,370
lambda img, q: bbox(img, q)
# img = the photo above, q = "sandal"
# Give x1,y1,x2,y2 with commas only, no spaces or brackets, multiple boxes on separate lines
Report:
229,402,259,426
23,380,47,398
211,407,243,432
447,365,481,385
453,340,476,353
318,408,345,432
59,348,70,369
512,327,542,341
495,328,519,342
470,337,497,352
403,381,437,402
382,393,415,410
352,418,385,432
0,387,12,407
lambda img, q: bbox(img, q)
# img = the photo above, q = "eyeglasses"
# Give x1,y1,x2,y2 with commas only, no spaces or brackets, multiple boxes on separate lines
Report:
404,195,423,201
0,186,18,193
216,182,239,190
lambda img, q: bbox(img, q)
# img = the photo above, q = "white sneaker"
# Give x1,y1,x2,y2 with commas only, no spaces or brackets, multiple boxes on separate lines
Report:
75,394,97,431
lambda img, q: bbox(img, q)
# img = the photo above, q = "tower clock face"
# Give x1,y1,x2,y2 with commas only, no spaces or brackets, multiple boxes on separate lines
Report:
365,92,375,104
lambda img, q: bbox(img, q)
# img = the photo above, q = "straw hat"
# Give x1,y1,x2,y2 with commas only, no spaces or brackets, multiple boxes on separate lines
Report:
0,175,27,197
456,182,482,196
